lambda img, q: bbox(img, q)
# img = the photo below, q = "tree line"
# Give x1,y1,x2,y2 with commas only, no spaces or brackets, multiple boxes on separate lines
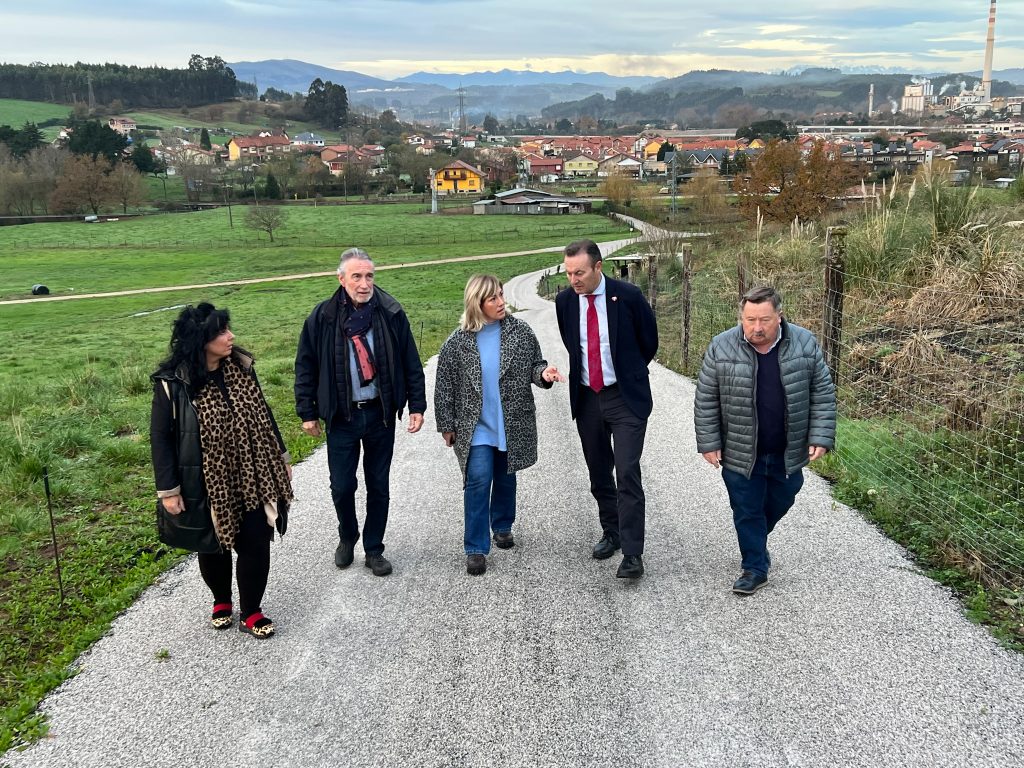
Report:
0,55,252,109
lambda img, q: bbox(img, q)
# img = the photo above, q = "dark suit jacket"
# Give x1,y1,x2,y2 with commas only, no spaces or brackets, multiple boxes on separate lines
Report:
555,275,659,420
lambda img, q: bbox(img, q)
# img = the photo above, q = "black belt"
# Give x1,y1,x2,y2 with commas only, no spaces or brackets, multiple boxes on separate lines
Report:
352,397,380,409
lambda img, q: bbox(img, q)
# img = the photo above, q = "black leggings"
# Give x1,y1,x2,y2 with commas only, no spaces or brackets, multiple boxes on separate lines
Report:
197,507,273,619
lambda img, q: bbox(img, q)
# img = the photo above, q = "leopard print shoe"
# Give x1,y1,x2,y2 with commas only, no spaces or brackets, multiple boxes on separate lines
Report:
210,603,233,630
239,611,275,639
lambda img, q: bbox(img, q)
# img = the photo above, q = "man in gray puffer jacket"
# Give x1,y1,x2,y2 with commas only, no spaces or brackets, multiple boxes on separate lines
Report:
695,286,836,595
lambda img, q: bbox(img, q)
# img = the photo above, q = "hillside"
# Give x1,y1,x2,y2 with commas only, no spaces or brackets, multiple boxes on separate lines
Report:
396,68,659,89
544,68,1024,127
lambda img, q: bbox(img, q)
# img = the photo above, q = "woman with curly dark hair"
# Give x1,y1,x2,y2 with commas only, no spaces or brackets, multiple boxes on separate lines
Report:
150,303,293,639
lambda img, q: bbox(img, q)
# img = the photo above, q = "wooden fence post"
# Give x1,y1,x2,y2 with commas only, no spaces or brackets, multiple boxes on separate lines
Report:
737,250,750,299
647,253,658,318
823,226,847,387
680,245,693,372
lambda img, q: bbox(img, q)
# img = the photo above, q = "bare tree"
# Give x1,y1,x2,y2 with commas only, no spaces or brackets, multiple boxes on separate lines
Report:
24,145,66,214
110,162,146,213
163,143,216,202
49,154,116,215
245,204,288,242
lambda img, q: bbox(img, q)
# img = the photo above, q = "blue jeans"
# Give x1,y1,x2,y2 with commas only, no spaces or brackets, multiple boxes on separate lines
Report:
326,401,395,557
464,445,516,555
722,453,804,577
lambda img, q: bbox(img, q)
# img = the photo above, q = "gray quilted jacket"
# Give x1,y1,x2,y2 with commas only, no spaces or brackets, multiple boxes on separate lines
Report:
694,319,836,478
434,315,552,481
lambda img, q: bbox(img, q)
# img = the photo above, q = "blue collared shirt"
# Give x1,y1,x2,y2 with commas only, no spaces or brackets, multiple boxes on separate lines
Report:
578,275,617,388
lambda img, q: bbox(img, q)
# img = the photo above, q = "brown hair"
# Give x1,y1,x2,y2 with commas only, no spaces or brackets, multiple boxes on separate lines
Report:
564,239,602,266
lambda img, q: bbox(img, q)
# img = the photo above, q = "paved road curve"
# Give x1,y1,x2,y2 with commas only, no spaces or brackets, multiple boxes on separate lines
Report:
5,266,1024,768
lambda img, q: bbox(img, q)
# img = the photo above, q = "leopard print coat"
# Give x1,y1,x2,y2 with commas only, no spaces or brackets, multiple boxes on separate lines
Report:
434,314,552,481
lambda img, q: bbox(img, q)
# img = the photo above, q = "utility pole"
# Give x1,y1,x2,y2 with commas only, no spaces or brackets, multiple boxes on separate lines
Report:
429,167,438,213
670,152,678,216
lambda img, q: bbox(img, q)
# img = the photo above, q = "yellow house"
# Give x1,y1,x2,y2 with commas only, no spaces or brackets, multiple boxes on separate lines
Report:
433,160,485,195
643,140,664,159
563,154,599,177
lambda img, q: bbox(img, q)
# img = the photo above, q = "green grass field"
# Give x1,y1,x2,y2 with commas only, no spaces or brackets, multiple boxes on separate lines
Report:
124,108,344,146
0,98,72,140
0,98,346,146
0,205,629,298
0,203,619,751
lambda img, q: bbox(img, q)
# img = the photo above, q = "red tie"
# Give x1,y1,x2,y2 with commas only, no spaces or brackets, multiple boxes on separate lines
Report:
586,294,603,393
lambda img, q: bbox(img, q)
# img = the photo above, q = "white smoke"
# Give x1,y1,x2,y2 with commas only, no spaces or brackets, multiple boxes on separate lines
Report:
939,82,952,95
890,99,899,113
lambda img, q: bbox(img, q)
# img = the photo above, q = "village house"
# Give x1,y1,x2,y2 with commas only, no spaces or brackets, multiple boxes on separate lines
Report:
433,159,486,195
108,117,137,136
597,153,641,177
523,153,563,181
226,134,292,162
291,132,325,147
563,152,599,177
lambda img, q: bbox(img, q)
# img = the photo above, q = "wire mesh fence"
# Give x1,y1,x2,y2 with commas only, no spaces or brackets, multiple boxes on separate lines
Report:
629,231,1024,589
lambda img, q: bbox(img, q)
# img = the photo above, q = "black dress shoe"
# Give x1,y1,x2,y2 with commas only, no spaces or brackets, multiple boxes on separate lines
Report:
493,531,514,549
334,540,355,569
466,554,487,575
732,570,768,594
592,533,621,560
616,554,644,579
364,554,393,576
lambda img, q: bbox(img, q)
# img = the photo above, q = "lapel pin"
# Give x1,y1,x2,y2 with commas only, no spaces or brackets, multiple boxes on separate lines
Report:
612,296,618,302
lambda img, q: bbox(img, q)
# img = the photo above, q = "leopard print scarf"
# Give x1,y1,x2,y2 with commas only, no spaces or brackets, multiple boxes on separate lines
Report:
193,356,293,550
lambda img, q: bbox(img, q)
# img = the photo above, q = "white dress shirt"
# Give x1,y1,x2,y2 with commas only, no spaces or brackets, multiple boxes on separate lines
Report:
578,275,617,388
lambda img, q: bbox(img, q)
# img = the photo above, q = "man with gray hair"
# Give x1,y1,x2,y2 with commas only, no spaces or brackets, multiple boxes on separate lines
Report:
295,248,426,576
694,286,836,594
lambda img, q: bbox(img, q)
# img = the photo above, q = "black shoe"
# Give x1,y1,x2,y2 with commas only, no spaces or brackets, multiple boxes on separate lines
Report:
592,533,621,560
616,554,644,579
334,540,355,569
732,570,768,594
493,531,514,549
466,554,487,575
364,554,393,576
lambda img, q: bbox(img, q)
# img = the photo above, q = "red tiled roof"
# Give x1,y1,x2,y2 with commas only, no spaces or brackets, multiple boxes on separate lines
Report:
231,135,291,149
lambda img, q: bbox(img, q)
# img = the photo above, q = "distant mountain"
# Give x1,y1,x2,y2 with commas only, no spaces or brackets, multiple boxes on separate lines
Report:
397,69,658,89
225,59,654,119
969,68,1024,85
227,59,439,96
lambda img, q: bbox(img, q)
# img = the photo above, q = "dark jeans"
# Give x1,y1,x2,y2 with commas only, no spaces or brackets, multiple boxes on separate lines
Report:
326,401,396,557
722,452,804,577
464,445,516,555
575,385,648,556
197,506,273,619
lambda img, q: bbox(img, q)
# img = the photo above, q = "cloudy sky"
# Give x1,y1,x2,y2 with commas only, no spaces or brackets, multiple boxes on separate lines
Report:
3,1,1022,78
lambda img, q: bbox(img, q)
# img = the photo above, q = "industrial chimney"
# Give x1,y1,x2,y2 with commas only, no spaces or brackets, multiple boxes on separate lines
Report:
868,83,874,116
982,0,996,102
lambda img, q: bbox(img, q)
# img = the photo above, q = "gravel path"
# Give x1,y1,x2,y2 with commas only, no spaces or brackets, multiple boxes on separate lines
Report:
5,264,1024,768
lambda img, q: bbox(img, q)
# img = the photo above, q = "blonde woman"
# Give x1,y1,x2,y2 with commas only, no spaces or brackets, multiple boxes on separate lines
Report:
434,275,564,575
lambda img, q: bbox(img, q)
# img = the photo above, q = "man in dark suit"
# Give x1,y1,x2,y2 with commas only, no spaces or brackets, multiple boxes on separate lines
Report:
555,239,658,579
